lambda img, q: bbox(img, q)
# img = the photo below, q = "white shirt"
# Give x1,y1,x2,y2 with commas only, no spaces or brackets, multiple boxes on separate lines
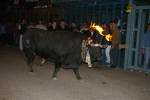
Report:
117,20,120,26
35,25,47,30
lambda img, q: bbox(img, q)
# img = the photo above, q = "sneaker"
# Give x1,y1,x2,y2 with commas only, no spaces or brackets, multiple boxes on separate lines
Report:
105,60,110,63
144,72,150,76
145,73,148,76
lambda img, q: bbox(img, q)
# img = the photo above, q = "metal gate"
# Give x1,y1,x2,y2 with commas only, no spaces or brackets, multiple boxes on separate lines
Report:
124,6,150,71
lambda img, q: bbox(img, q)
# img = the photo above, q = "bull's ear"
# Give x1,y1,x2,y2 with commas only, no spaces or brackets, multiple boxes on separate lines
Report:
87,38,93,44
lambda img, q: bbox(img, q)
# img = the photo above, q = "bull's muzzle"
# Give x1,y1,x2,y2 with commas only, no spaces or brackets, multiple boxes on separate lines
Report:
89,43,108,48
85,37,108,48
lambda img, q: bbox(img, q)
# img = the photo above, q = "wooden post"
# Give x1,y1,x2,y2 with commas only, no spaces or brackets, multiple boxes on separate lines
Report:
25,12,27,21
13,13,15,22
38,11,39,21
48,9,50,22
19,14,21,23
47,0,50,22
28,11,30,24
43,10,44,23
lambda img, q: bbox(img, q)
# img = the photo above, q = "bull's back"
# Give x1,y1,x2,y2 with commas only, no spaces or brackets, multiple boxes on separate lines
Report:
23,29,84,61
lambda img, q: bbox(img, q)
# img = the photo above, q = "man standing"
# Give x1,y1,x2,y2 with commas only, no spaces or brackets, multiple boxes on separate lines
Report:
0,22,6,44
116,14,120,29
110,21,120,68
18,19,27,51
35,19,47,30
57,19,68,30
105,21,113,63
141,23,150,75
69,22,80,32
48,20,57,31
5,21,13,47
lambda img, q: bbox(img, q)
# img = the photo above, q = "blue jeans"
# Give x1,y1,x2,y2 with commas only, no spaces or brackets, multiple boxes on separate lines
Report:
14,35,19,47
142,47,150,73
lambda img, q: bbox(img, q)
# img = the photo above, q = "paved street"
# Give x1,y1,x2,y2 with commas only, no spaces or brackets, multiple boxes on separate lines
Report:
0,43,150,100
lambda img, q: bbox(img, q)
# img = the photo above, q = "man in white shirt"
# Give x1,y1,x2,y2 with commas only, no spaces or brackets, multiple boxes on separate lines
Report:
35,19,47,30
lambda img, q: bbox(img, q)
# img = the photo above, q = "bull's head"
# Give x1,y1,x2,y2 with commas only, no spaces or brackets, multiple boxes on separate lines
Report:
82,37,106,67
81,23,112,67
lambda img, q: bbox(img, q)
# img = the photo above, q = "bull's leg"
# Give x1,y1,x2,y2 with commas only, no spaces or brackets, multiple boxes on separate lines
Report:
52,63,61,80
40,58,46,66
73,68,82,80
25,52,36,75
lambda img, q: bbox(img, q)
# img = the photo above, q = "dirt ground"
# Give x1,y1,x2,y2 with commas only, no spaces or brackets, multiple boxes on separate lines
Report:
0,43,150,100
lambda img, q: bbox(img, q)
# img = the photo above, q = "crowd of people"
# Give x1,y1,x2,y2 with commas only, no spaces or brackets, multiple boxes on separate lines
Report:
0,16,127,68
0,19,79,48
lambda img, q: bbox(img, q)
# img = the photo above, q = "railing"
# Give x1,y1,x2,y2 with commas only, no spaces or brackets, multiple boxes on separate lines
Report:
51,0,81,3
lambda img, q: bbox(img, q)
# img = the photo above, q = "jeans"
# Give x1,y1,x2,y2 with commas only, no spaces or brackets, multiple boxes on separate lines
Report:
14,35,19,47
105,45,111,62
7,34,14,46
142,47,150,73
1,33,6,44
19,34,23,50
112,44,119,66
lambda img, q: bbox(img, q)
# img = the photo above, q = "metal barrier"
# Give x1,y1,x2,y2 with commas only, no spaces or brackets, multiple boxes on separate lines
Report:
124,5,150,71
51,0,80,3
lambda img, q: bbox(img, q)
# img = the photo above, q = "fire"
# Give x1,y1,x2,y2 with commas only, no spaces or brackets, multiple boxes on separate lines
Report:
90,23,112,41
90,23,105,36
105,34,112,41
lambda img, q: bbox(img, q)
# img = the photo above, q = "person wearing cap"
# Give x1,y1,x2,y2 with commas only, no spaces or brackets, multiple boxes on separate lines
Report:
110,21,120,68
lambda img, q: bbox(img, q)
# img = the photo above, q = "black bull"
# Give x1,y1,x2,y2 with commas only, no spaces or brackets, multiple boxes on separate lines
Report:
22,28,102,80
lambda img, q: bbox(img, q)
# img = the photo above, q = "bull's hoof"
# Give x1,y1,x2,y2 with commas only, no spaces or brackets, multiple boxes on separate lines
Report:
40,62,44,66
40,59,46,66
29,72,35,75
52,77,57,80
88,65,92,68
40,63,44,66
77,79,83,82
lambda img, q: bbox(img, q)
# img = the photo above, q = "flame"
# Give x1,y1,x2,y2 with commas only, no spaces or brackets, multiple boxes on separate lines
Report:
90,23,105,36
105,34,112,41
90,23,112,41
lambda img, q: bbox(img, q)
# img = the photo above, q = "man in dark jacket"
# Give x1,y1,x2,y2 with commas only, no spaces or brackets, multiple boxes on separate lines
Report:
48,20,58,31
18,19,27,51
5,21,13,47
69,22,80,32
57,19,68,30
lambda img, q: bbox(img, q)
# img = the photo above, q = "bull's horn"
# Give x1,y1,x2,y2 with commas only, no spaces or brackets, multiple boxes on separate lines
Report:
90,43,100,47
99,44,108,48
89,43,108,48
